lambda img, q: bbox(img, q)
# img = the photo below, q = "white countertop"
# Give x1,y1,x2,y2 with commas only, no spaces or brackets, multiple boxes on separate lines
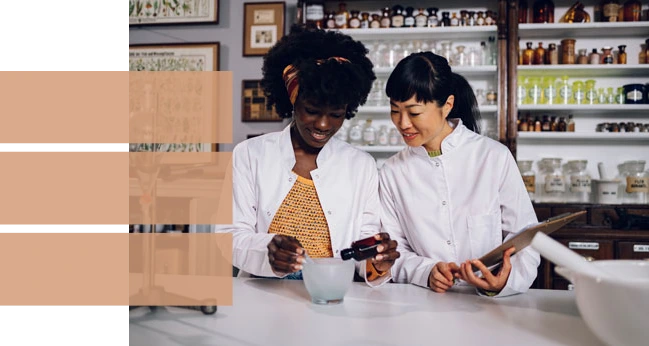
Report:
129,278,604,346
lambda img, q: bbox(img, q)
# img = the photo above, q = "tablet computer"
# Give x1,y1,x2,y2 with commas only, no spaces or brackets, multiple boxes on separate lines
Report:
473,210,587,272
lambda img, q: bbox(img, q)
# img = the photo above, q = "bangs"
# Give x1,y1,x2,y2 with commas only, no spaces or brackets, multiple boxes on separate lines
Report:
385,54,451,105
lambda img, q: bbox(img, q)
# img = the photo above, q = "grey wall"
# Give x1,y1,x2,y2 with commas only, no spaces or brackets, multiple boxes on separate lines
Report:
129,0,298,151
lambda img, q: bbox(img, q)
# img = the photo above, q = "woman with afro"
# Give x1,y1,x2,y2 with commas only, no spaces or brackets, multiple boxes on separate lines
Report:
220,26,399,286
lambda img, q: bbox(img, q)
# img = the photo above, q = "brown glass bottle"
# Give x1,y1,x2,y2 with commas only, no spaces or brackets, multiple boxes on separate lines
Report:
325,11,336,29
534,117,542,131
601,0,621,22
558,117,567,131
334,2,349,29
519,0,529,23
623,0,642,21
360,12,370,28
348,11,361,28
541,115,551,131
534,42,546,64
519,113,529,131
391,5,405,28
523,42,535,65
415,8,428,27
618,45,627,64
567,114,575,132
533,0,555,23
546,43,559,64
380,7,391,28
550,116,558,131
341,236,380,261
527,115,535,131
304,0,325,29
370,14,381,28
404,7,416,27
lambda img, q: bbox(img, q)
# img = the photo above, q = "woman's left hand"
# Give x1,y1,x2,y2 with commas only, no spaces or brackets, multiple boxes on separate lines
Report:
457,247,515,294
370,232,400,273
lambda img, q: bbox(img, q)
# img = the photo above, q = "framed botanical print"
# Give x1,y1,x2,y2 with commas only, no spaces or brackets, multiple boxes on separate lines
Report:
241,80,282,122
243,2,285,56
129,0,219,25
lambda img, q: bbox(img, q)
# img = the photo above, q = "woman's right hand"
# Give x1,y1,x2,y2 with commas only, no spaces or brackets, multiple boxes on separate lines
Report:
428,261,460,293
267,235,306,276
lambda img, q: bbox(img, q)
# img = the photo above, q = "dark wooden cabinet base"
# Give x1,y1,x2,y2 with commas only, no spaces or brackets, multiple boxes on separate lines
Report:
532,203,649,290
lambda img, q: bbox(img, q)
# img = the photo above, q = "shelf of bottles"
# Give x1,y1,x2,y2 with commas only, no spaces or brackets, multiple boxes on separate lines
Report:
518,64,649,77
518,104,649,114
358,104,498,114
335,26,497,40
518,22,649,39
518,132,649,141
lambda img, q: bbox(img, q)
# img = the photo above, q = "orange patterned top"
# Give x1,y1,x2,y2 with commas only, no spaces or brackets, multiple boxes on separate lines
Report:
268,174,333,258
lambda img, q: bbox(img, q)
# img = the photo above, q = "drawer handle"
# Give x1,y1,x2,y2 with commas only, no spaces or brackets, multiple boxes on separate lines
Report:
569,242,600,250
634,245,649,253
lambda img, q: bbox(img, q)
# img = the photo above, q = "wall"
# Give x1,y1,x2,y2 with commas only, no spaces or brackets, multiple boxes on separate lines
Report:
129,0,298,151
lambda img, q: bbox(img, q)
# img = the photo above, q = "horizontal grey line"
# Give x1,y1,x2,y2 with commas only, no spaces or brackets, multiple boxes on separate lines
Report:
0,64,128,71
0,144,128,150
0,306,128,312
0,226,128,232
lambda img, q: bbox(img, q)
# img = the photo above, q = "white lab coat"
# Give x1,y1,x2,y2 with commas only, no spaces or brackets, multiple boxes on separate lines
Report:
379,119,540,297
215,125,391,287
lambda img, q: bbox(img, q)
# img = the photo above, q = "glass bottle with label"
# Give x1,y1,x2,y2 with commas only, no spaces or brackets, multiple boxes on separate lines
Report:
558,117,567,131
623,0,642,21
557,75,573,104
526,77,543,104
439,41,453,65
543,76,557,104
454,45,467,66
450,12,460,26
477,11,486,25
601,46,614,64
568,160,592,203
415,8,428,27
348,11,361,29
486,89,498,105
348,119,363,145
485,10,496,25
617,45,627,64
577,49,589,64
534,42,546,64
546,43,559,64
476,88,487,105
533,0,555,23
601,0,621,22
523,42,534,65
360,12,370,28
334,120,349,142
377,125,389,146
518,160,536,201
362,119,377,146
305,1,325,28
542,158,566,202
325,11,336,29
616,86,626,104
606,87,615,103
380,7,391,28
567,114,575,131
404,7,415,27
334,3,349,28
585,79,598,104
388,128,401,146
588,48,600,64
391,5,405,27
370,14,381,28
440,12,451,27
597,87,607,103
517,76,528,104
572,81,585,105
623,160,648,204
427,8,439,27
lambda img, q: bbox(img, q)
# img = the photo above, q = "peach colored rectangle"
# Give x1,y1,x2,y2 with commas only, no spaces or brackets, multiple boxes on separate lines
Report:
129,71,233,144
0,72,127,143
0,152,128,224
129,152,233,225
0,234,127,305
130,233,232,306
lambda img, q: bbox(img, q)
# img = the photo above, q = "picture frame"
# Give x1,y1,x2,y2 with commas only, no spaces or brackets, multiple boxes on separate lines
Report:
243,2,285,57
241,80,283,122
129,0,219,26
129,43,221,154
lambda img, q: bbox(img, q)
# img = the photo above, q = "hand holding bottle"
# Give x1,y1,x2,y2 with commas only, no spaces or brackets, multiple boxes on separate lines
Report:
341,233,400,273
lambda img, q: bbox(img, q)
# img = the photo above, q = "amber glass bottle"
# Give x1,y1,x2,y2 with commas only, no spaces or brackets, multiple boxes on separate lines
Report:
533,0,555,23
534,42,546,64
601,0,621,22
623,0,642,21
304,0,325,28
523,42,535,65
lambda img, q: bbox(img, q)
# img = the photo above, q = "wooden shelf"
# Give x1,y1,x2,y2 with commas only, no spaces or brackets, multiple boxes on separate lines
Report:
519,22,649,39
518,132,649,141
518,65,649,77
331,26,497,41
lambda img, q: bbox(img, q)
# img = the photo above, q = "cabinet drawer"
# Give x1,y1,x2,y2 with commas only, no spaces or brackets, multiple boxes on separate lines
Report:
617,242,649,260
558,239,614,261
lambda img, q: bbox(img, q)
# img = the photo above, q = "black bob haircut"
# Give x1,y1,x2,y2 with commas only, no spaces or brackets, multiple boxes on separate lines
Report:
385,52,481,133
261,25,376,119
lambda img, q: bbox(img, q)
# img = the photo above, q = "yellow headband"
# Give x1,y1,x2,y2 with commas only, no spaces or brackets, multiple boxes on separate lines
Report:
282,57,351,105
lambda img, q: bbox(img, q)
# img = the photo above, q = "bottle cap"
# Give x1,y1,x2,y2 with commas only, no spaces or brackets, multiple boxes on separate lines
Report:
340,248,355,261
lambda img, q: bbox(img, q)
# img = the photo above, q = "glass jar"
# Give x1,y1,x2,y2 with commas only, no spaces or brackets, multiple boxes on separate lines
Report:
348,11,361,29
325,11,336,29
534,42,546,64
568,160,592,203
618,44,627,64
557,75,572,104
454,45,467,66
585,79,598,104
543,76,558,104
360,12,370,28
577,49,589,64
380,7,391,28
476,88,487,105
517,76,528,105
450,12,460,26
305,1,325,28
377,125,389,146
518,160,536,201
486,89,498,105
348,119,363,145
370,14,381,28
362,119,377,146
404,7,415,27
334,2,349,28
622,160,648,204
388,128,401,146
601,0,621,22
588,48,600,64
439,41,453,65
415,8,428,27
601,46,614,64
440,12,451,27
391,5,405,28
560,39,576,64
546,43,559,64
526,77,543,104
541,158,566,202
572,81,585,105
427,7,439,27
532,0,555,23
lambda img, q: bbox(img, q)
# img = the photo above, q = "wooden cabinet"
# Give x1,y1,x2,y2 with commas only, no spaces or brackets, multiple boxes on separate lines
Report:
534,203,649,290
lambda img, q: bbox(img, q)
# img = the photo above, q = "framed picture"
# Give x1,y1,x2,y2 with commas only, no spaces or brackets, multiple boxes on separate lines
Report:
129,0,219,26
241,80,283,122
129,43,220,154
243,2,285,57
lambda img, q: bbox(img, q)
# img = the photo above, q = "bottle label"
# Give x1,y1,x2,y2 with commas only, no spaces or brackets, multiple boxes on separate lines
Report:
378,133,389,145
370,20,381,28
603,55,614,64
326,19,336,28
405,17,415,26
485,17,494,25
391,16,404,27
544,86,557,100
477,17,485,25
570,176,592,193
627,90,643,101
305,5,324,20
363,131,376,143
545,175,566,193
586,90,597,102
349,129,362,141
450,17,459,26
334,14,347,27
528,87,542,103
349,18,361,28
427,17,438,27
626,177,649,193
361,20,369,29
517,86,527,104
574,90,585,102
380,17,391,27
389,135,400,145
559,86,572,100
523,176,536,193
415,16,427,27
